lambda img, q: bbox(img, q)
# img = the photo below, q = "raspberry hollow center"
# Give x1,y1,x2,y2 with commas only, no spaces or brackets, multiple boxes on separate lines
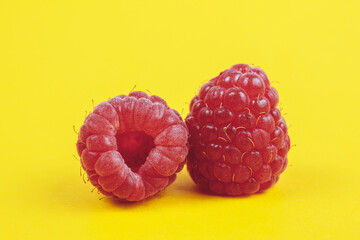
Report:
116,131,155,172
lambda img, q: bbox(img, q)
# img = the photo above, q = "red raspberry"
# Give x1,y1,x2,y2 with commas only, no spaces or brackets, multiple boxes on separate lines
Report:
186,64,290,195
76,91,188,201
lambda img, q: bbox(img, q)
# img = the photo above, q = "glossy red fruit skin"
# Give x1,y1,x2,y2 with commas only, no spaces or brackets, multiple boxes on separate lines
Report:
186,64,290,195
76,91,188,201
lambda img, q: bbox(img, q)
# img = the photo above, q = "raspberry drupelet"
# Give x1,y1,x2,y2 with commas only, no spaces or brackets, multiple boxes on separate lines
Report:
76,91,188,201
186,64,290,195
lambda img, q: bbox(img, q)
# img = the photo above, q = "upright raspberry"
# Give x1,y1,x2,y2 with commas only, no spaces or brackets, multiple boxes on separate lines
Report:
186,64,290,195
76,91,188,201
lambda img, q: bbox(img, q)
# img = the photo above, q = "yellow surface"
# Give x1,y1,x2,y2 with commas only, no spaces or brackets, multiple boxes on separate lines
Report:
1,0,360,239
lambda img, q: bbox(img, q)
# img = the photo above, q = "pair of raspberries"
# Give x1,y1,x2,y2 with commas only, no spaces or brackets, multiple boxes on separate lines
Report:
76,64,290,201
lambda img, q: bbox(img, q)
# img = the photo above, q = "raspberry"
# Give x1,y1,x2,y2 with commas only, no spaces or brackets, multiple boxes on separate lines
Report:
186,64,290,195
76,91,188,201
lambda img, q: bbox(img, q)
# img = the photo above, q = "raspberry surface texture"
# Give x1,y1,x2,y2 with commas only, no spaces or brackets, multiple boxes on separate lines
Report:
76,91,188,201
186,64,290,195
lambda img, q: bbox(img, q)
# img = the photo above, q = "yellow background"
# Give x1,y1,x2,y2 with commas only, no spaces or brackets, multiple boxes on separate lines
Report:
1,0,360,239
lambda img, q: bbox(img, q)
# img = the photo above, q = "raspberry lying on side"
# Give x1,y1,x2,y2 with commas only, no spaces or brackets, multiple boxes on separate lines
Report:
186,64,290,195
76,91,188,201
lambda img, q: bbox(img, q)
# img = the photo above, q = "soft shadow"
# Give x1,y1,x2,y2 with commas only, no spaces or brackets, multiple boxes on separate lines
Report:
46,160,343,211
